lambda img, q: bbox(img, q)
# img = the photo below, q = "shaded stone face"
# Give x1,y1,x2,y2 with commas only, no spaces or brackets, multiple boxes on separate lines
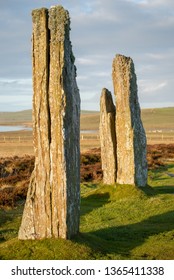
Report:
112,54,147,187
100,88,117,184
18,6,80,240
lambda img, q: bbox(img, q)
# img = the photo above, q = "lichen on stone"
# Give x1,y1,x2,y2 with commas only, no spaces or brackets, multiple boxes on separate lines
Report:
48,5,70,43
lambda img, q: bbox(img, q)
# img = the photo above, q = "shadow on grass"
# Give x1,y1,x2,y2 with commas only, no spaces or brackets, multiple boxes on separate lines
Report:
154,186,174,195
138,185,155,196
0,206,23,244
139,184,174,196
150,164,174,181
147,163,174,197
0,210,14,227
76,210,174,259
80,192,110,216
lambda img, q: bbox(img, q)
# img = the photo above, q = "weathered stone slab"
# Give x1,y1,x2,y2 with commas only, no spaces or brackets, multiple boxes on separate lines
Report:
112,54,147,186
100,88,117,184
18,6,80,240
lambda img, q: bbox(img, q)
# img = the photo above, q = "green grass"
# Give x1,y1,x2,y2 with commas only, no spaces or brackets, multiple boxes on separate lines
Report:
141,107,174,131
0,164,174,260
81,107,174,132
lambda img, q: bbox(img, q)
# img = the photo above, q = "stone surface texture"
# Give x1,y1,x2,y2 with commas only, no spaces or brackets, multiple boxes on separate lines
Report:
18,6,80,240
100,88,117,184
112,54,147,186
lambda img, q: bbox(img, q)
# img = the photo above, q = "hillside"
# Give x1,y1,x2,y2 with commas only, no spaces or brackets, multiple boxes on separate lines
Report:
141,107,174,131
0,109,174,260
0,107,173,132
80,107,174,132
0,110,32,125
0,145,174,259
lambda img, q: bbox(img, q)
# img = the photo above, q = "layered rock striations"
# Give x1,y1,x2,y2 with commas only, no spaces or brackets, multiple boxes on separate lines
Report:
18,6,80,240
99,88,117,184
112,54,147,186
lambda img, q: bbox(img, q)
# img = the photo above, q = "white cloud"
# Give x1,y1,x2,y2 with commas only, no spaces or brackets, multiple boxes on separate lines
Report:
146,53,166,60
126,0,148,4
140,0,174,7
0,78,32,85
141,102,174,109
140,81,167,93
0,0,173,111
76,58,96,66
76,75,88,81
91,71,110,77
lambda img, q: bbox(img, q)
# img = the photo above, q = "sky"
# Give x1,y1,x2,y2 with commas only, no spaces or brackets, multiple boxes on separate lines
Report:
0,0,173,111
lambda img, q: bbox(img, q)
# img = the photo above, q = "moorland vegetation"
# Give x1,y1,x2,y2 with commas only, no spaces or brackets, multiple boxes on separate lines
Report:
0,144,174,259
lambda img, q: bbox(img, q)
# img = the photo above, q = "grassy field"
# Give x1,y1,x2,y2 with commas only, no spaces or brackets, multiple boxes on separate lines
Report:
0,108,174,259
141,107,174,131
0,110,32,125
1,107,173,131
0,107,173,155
0,145,174,260
81,107,174,132
0,164,174,260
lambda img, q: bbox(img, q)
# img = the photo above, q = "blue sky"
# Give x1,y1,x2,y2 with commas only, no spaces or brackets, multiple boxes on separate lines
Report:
0,0,174,111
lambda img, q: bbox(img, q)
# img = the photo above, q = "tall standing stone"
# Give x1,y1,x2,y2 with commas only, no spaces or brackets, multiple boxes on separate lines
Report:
100,88,117,184
18,6,80,240
112,54,147,186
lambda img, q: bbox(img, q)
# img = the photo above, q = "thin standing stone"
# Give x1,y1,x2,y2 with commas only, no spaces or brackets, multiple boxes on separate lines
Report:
18,6,80,240
112,54,147,186
100,88,117,184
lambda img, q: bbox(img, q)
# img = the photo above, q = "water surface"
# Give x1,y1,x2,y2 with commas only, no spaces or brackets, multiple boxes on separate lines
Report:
0,125,32,132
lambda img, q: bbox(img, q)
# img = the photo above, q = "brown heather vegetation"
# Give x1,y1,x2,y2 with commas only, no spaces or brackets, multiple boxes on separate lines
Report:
147,144,174,168
0,144,174,208
0,155,34,207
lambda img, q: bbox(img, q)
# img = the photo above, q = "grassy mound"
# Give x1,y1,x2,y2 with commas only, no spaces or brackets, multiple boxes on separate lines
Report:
0,145,174,259
1,166,174,260
1,144,173,207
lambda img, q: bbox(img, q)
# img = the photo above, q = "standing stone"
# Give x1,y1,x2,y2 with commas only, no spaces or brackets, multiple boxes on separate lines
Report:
100,88,117,184
112,54,147,187
18,6,80,240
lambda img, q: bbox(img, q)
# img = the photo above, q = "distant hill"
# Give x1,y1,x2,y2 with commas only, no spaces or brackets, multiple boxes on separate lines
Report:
81,107,174,132
0,110,32,124
0,107,173,132
81,110,99,114
141,107,174,131
0,110,96,124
